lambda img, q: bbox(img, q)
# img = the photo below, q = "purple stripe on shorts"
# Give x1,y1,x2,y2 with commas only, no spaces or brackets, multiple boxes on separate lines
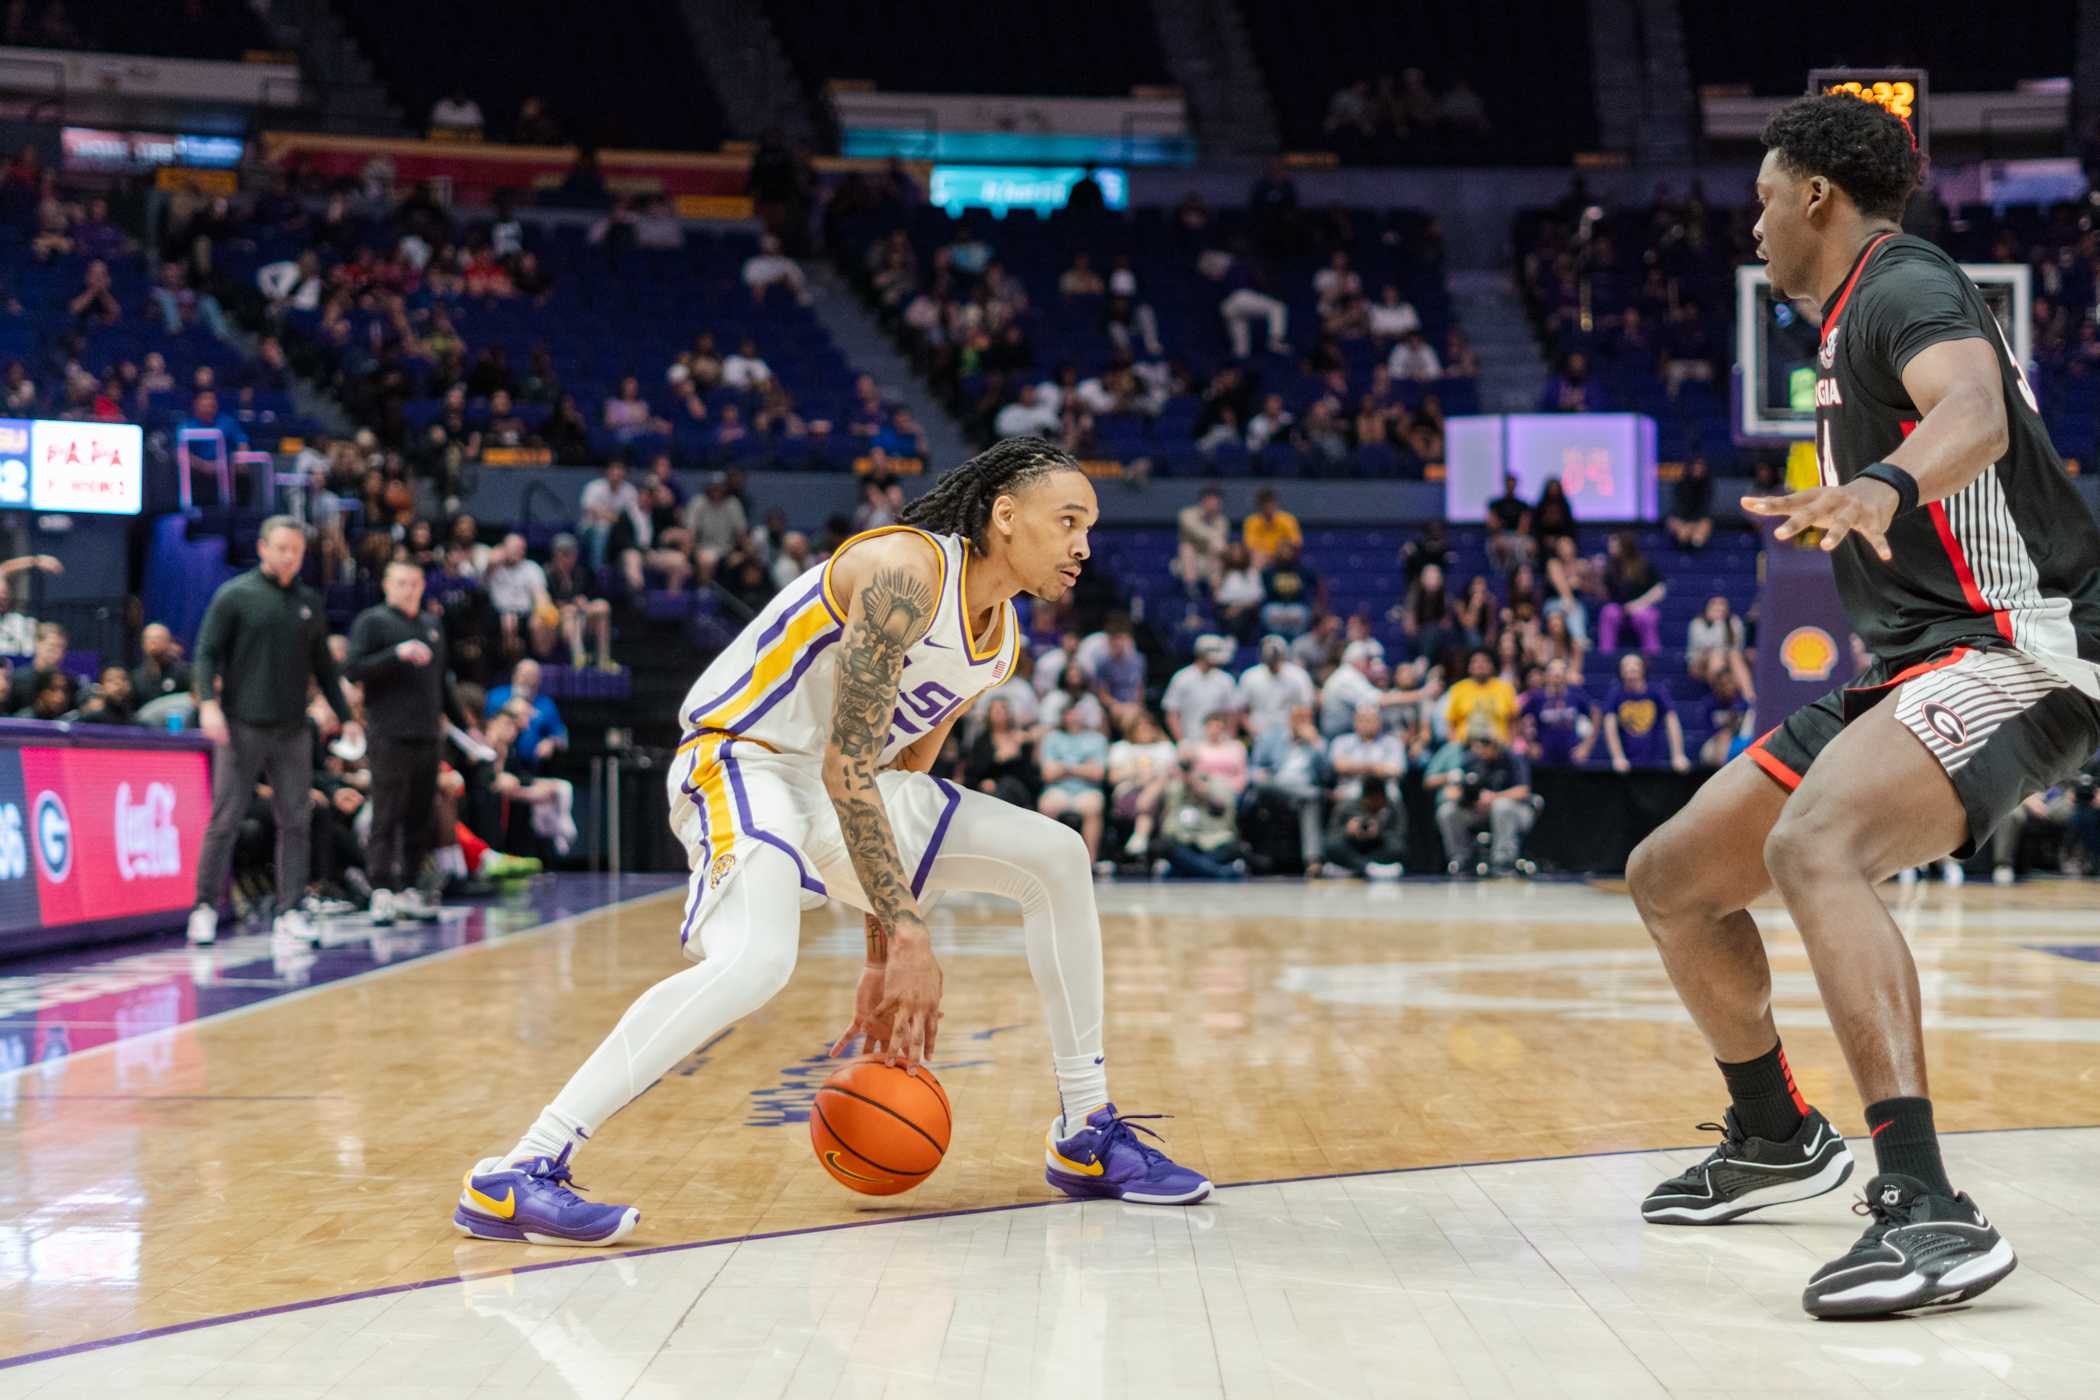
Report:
685,580,826,724
676,748,716,947
721,740,826,895
910,778,963,897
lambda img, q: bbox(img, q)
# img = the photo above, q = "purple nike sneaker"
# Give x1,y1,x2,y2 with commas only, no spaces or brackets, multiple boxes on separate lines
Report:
1045,1104,1213,1204
452,1144,639,1246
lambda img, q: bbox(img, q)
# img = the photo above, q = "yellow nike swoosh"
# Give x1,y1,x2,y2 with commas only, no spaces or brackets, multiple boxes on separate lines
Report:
1047,1140,1105,1177
824,1151,889,1185
462,1173,517,1219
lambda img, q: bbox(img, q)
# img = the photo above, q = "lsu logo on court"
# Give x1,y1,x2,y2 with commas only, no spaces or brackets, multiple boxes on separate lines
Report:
1779,626,1839,682
708,851,736,889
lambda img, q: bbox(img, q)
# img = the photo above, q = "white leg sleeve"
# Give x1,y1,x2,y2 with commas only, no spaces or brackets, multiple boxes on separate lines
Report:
919,789,1108,1119
509,844,804,1161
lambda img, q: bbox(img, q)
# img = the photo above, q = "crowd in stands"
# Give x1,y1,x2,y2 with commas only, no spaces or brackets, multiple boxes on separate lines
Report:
1514,180,1738,463
898,474,1746,880
1318,71,1494,165
0,166,310,454
838,165,1469,479
211,177,884,493
1241,2,1596,165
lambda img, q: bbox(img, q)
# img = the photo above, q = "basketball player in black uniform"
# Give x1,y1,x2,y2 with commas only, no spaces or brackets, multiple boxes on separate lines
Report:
1628,94,2100,1318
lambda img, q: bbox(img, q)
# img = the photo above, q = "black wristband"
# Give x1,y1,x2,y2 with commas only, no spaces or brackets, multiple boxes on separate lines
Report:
1857,461,1920,517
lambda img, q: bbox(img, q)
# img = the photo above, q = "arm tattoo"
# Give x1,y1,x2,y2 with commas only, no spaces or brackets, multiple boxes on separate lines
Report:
827,566,936,929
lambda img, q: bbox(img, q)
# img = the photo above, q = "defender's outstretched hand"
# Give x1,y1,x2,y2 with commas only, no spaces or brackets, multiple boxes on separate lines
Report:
1742,480,1898,562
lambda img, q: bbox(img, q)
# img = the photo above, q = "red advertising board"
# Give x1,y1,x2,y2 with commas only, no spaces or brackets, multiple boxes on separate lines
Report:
14,744,212,932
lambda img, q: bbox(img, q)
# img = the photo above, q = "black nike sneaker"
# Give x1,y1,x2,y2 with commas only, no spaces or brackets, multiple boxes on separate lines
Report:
1801,1173,2017,1319
1642,1106,1854,1224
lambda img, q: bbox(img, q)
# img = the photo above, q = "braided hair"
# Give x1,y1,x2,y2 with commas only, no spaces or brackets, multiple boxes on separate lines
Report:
899,435,1080,554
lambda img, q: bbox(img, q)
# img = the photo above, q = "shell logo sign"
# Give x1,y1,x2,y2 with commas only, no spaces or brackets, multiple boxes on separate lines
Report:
1779,626,1839,682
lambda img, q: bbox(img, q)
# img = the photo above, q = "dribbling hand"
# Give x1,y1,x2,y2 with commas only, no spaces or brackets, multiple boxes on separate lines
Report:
874,920,944,1068
831,948,896,1059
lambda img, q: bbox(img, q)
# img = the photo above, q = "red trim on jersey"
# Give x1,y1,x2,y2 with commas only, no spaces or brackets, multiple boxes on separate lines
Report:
1821,231,1899,347
1926,502,2016,641
1746,732,1803,791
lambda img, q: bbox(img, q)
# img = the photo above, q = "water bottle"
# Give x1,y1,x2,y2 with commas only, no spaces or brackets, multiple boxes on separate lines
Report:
166,710,184,733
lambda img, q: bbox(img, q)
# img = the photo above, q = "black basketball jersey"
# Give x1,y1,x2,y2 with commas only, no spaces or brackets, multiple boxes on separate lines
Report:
1813,232,2100,696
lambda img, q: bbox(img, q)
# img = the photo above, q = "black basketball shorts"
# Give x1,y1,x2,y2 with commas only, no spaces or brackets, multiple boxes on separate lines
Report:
1748,643,2100,856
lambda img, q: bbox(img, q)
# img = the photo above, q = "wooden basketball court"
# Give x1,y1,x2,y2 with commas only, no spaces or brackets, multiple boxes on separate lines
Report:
5,875,2099,1395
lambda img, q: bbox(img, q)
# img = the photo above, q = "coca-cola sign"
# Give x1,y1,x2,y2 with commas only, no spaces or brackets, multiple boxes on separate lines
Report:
115,781,181,880
13,743,209,933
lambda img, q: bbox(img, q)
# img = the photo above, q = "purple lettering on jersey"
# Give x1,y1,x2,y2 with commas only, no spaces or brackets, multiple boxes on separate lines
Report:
887,680,967,750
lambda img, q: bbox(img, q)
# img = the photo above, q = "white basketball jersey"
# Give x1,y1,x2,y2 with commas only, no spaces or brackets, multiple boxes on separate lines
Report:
675,525,1021,764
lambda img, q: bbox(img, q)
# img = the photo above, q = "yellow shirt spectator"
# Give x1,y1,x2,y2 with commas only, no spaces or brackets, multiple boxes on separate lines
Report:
1445,675,1521,744
1243,506,1302,565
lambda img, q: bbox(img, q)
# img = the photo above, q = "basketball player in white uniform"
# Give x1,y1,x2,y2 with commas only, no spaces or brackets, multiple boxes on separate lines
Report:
453,439,1211,1245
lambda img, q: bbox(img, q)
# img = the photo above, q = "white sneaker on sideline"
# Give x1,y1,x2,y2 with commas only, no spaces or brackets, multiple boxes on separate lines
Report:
1895,867,1919,886
1940,859,1966,887
186,904,217,946
1993,864,2016,885
1364,861,1404,881
274,908,319,946
400,888,441,923
368,889,397,927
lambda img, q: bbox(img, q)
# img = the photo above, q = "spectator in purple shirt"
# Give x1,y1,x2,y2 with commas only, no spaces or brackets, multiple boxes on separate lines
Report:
1089,621,1146,731
1537,351,1599,413
845,374,889,437
1602,653,1689,773
1519,658,1598,767
73,198,130,262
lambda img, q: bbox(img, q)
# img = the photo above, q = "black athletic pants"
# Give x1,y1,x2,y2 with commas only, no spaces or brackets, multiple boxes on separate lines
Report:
196,721,312,911
366,735,440,892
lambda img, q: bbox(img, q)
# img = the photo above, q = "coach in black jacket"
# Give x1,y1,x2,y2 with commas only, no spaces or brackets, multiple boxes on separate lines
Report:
191,516,356,945
346,558,476,923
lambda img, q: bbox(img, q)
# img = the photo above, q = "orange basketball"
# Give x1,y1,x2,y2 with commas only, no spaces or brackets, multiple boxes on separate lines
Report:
809,1059,951,1195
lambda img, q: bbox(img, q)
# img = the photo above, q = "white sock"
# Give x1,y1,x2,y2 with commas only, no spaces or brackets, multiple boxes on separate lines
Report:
507,1105,589,1166
434,845,467,879
1053,1052,1109,1129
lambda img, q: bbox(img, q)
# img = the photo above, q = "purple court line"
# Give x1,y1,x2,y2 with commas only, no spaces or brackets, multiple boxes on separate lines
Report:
5,1120,2094,1373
